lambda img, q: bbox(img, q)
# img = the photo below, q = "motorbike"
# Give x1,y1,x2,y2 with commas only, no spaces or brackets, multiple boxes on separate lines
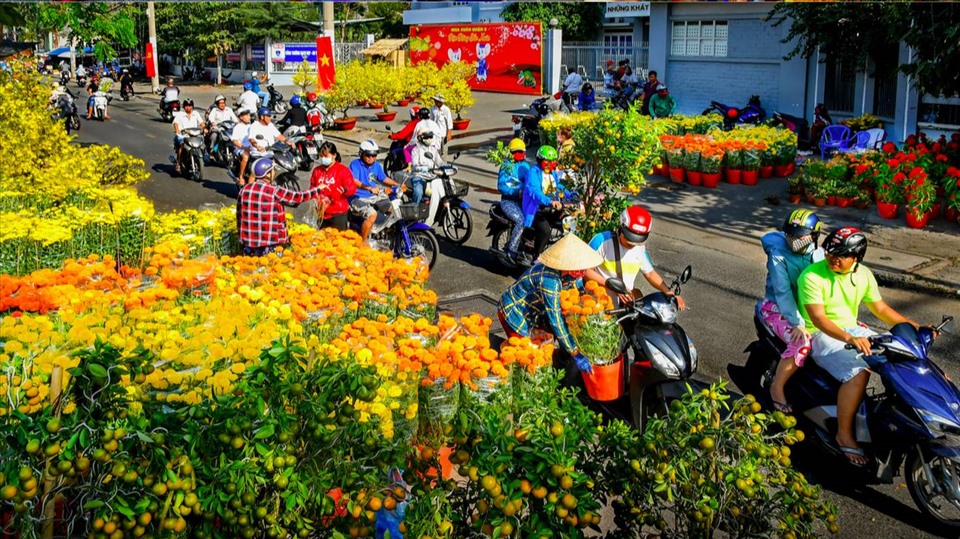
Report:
90,91,112,121
383,125,410,173
281,126,322,171
306,101,333,132
266,84,288,115
120,81,134,101
268,141,303,191
208,120,237,169
601,267,698,430
512,97,551,145
170,127,206,182
608,80,640,111
745,314,959,528
60,71,70,87
54,93,81,134
487,200,579,269
425,154,472,244
349,172,441,270
158,98,181,123
772,103,833,151
702,95,766,130
76,72,87,88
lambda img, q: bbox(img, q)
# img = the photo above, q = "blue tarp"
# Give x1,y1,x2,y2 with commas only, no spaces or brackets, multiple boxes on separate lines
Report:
48,46,95,58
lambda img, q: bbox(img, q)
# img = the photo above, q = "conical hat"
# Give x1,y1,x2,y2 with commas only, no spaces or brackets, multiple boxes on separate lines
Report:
538,234,603,271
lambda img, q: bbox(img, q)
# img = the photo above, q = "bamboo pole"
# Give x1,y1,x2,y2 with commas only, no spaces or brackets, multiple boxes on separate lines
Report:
40,366,63,539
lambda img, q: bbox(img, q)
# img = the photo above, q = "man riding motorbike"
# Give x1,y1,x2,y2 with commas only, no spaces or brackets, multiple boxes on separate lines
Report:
237,107,291,187
172,98,204,175
231,108,254,185
390,107,432,146
348,140,404,243
206,94,238,157
236,82,260,116
497,138,531,265
160,78,181,109
276,95,308,137
522,145,571,258
119,68,134,98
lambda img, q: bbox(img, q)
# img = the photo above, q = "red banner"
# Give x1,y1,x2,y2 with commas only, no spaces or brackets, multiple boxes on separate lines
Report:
315,36,335,91
145,43,156,79
409,22,543,95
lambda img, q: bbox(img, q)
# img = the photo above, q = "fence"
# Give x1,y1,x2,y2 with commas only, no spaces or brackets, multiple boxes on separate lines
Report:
561,41,649,84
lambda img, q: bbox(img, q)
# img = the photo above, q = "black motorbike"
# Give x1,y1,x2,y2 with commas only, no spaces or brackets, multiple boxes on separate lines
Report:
702,95,766,130
487,201,578,268
120,81,134,101
76,72,87,88
269,141,302,191
771,104,832,151
512,98,551,145
266,84,288,115
54,93,81,134
208,120,237,169
60,71,70,87
603,267,698,430
171,127,205,182
430,157,472,245
158,98,181,123
383,125,409,173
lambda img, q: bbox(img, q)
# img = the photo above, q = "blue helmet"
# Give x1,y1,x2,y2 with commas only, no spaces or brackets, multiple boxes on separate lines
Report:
243,82,253,91
290,95,301,107
257,107,273,117
252,158,274,179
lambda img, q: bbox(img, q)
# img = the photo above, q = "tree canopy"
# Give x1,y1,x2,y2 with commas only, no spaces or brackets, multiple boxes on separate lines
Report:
11,2,138,61
769,3,960,97
500,1,605,42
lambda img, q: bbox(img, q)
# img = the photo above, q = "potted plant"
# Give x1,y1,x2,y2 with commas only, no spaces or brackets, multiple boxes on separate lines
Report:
561,283,623,401
700,147,724,188
874,171,906,219
905,173,936,229
787,177,804,204
945,167,960,223
825,161,848,205
443,79,475,131
368,64,402,121
325,86,359,131
741,141,764,185
666,141,686,183
685,145,703,187
724,142,743,184
760,143,775,178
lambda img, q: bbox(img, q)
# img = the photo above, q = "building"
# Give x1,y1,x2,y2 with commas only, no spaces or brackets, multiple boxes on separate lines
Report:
403,1,956,143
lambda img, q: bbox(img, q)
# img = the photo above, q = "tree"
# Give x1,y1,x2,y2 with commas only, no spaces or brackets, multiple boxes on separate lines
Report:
500,2,605,42
769,3,960,97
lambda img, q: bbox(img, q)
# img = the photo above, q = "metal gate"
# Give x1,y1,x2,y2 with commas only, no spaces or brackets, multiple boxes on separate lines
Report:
561,41,649,84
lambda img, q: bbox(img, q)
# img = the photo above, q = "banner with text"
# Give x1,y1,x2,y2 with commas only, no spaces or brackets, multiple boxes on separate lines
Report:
409,22,543,95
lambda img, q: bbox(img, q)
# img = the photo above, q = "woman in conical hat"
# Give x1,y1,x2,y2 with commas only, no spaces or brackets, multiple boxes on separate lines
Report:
497,234,602,373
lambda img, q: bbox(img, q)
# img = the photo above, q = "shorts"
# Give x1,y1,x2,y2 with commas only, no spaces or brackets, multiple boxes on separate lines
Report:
810,326,877,383
349,197,385,220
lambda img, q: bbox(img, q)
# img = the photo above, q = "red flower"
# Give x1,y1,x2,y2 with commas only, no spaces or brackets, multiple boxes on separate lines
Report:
893,172,906,184
909,167,925,179
906,152,917,162
948,166,960,178
948,142,960,152
936,153,948,162
932,143,942,153
887,159,901,168
882,141,897,153
854,164,869,176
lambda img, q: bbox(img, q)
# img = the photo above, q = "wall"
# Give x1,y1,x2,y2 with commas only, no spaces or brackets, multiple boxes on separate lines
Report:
404,1,514,25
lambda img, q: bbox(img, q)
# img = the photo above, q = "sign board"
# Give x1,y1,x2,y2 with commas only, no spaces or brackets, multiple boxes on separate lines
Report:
250,44,265,62
282,43,318,63
605,2,651,18
226,52,240,62
409,22,543,95
271,43,285,63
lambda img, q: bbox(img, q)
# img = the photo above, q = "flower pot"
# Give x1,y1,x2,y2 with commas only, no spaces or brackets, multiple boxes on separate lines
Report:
397,99,410,107
334,118,358,131
836,196,854,208
876,201,899,219
725,168,742,185
945,207,959,223
906,210,929,229
774,164,790,178
686,170,703,186
653,164,665,177
452,118,471,131
788,194,802,204
826,196,837,206
375,111,398,122
760,165,774,178
805,194,815,204
660,164,670,178
813,197,827,207
742,170,759,185
669,167,685,183
581,356,624,401
787,162,796,175
367,102,383,109
929,201,942,220
702,172,721,188
357,100,369,107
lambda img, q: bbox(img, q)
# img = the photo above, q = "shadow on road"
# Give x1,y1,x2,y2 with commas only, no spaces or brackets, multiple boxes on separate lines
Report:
439,240,523,280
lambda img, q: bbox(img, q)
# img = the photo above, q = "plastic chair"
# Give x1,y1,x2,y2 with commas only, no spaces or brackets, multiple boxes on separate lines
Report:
838,128,887,154
819,125,854,158
863,128,886,149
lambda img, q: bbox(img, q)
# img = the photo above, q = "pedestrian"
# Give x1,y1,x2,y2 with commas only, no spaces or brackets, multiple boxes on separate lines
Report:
308,141,356,231
641,70,662,116
560,70,583,113
237,158,327,257
430,94,454,157
497,234,603,373
578,82,597,112
649,84,676,119
557,127,575,162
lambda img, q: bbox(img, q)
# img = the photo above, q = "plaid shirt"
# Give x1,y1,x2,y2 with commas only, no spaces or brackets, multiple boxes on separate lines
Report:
499,263,579,354
238,180,323,248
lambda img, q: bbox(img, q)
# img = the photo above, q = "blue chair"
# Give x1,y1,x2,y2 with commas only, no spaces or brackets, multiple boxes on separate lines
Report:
819,125,854,158
839,128,887,154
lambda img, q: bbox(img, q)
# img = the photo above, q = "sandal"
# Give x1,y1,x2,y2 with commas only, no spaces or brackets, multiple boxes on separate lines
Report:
838,445,868,468
771,399,793,414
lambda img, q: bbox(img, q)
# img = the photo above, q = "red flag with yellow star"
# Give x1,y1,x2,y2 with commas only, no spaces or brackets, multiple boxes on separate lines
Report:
316,36,335,90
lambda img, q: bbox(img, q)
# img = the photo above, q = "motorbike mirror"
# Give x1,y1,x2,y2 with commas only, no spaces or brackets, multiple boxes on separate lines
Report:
605,278,629,295
938,315,954,334
385,124,392,131
454,152,461,160
679,265,692,284
424,152,435,160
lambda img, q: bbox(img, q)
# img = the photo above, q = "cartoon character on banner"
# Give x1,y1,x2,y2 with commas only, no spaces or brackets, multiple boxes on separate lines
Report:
517,70,536,88
447,48,461,63
476,43,490,83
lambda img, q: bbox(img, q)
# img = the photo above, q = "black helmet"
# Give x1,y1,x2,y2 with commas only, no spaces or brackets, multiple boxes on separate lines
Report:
782,209,822,239
182,98,194,107
417,107,431,120
822,226,867,262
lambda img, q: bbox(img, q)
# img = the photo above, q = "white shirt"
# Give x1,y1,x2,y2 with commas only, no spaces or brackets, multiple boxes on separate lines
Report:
413,119,442,150
563,72,583,94
173,110,204,133
589,231,655,301
208,106,238,126
410,144,443,179
76,66,86,77
231,122,252,154
163,86,180,102
236,90,259,113
431,105,453,140
247,121,282,155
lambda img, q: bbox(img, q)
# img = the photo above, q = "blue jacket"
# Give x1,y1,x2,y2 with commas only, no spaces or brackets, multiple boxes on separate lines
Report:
761,231,825,327
522,166,567,227
498,160,530,199
578,91,597,111
250,78,262,93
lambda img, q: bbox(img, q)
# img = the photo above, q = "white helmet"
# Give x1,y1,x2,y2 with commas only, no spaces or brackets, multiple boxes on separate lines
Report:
359,140,379,156
214,94,226,103
252,71,259,77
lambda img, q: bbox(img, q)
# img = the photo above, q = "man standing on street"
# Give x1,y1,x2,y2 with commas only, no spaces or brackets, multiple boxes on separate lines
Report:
561,70,583,113
641,70,663,116
431,94,454,157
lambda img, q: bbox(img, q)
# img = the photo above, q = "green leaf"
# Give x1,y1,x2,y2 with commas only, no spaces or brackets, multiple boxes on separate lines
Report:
255,424,275,440
83,500,105,510
136,432,155,444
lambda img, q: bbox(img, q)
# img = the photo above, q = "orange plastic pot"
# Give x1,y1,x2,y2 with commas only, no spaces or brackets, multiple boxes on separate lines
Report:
582,356,624,401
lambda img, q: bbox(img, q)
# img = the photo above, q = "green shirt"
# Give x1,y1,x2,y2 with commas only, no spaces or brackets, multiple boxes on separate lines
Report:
798,260,882,332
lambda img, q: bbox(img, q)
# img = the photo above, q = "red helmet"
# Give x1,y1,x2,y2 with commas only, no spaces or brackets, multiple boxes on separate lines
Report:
620,206,652,244
306,92,318,102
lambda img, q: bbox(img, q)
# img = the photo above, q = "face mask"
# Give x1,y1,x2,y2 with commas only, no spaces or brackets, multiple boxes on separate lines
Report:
788,235,813,254
320,156,334,167
512,153,525,162
566,270,586,279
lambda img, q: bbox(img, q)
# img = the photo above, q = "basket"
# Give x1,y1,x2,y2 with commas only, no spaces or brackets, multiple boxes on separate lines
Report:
398,203,430,222
443,179,469,197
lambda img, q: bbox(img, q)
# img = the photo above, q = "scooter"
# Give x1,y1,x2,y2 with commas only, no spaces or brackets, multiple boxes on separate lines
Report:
745,314,959,528
90,91,112,121
208,120,237,169
427,154,472,244
120,81,134,101
702,95,766,130
170,127,205,182
512,97,551,145
383,125,410,173
281,126,322,171
268,141,302,191
266,84,288,115
600,268,697,430
158,97,181,123
60,71,70,87
54,93,81,134
486,201,578,269
76,72,87,88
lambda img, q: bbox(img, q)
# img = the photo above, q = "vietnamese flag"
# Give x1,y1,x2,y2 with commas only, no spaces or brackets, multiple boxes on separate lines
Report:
316,36,335,90
145,43,156,78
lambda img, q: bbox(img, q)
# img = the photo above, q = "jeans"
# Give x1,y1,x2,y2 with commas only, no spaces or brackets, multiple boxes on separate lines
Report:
411,176,426,204
258,90,270,107
500,199,524,255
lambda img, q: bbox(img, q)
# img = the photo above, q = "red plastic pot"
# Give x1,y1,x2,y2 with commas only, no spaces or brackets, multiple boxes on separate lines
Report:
906,210,929,229
581,356,624,401
367,102,383,109
945,206,959,223
742,170,759,185
653,164,665,177
452,118,471,131
702,172,721,188
929,201,942,220
774,164,790,178
788,194,802,204
725,168,742,185
787,162,796,175
805,194,815,204
876,201,899,219
686,170,703,186
814,197,827,207
357,100,369,107
669,167,685,183
827,195,837,206
397,99,410,107
836,197,854,208
375,111,398,122
660,164,671,178
334,118,358,131
760,165,774,178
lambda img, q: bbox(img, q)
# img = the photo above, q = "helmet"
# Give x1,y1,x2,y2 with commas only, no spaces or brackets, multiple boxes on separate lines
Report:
656,84,668,92
417,131,435,145
257,107,272,117
359,140,379,156
122,68,128,73
620,206,652,244
182,98,194,107
507,138,526,152
782,209,821,238
243,82,253,91
237,108,253,117
252,71,259,78
214,94,226,104
822,226,867,262
290,95,301,107
252,158,274,179
417,107,431,120
306,92,318,102
536,145,558,161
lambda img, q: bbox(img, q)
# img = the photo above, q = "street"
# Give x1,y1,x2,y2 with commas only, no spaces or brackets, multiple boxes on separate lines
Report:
75,89,960,538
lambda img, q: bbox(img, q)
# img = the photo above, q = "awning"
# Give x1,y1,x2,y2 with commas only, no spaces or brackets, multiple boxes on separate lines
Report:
49,46,95,58
48,46,71,57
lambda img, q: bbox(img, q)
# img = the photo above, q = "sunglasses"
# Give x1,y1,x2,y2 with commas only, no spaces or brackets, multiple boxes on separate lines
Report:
361,152,378,157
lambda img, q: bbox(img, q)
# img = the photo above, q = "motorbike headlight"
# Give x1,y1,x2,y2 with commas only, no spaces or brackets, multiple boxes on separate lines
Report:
648,346,680,379
919,410,960,436
687,336,698,374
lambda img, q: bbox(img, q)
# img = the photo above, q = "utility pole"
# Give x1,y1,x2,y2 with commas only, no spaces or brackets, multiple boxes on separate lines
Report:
322,2,335,37
147,1,159,91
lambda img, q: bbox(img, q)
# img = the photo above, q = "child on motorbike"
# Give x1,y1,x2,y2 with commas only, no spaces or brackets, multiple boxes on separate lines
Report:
522,145,571,259
758,210,825,413
497,138,531,264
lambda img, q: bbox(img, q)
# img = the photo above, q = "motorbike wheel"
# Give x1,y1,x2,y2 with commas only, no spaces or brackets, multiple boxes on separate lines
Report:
905,447,960,529
401,229,440,270
192,155,204,182
441,205,473,244
273,102,288,115
276,173,300,191
629,383,676,432
69,115,81,132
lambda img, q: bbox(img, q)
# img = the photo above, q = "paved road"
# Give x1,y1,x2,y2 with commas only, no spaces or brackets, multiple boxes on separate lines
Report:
75,94,960,538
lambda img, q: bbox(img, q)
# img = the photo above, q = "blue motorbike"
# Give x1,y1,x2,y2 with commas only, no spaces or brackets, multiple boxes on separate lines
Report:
746,314,959,528
702,95,766,131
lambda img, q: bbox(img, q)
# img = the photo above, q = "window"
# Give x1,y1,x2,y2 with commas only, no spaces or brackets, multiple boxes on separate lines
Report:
824,57,856,114
671,21,727,57
872,43,899,119
603,33,633,59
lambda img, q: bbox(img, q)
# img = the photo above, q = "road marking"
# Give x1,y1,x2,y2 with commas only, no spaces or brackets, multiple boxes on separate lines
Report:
145,132,156,139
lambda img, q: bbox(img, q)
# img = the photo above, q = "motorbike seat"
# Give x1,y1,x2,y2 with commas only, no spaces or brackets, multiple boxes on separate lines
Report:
798,359,842,394
488,203,512,225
